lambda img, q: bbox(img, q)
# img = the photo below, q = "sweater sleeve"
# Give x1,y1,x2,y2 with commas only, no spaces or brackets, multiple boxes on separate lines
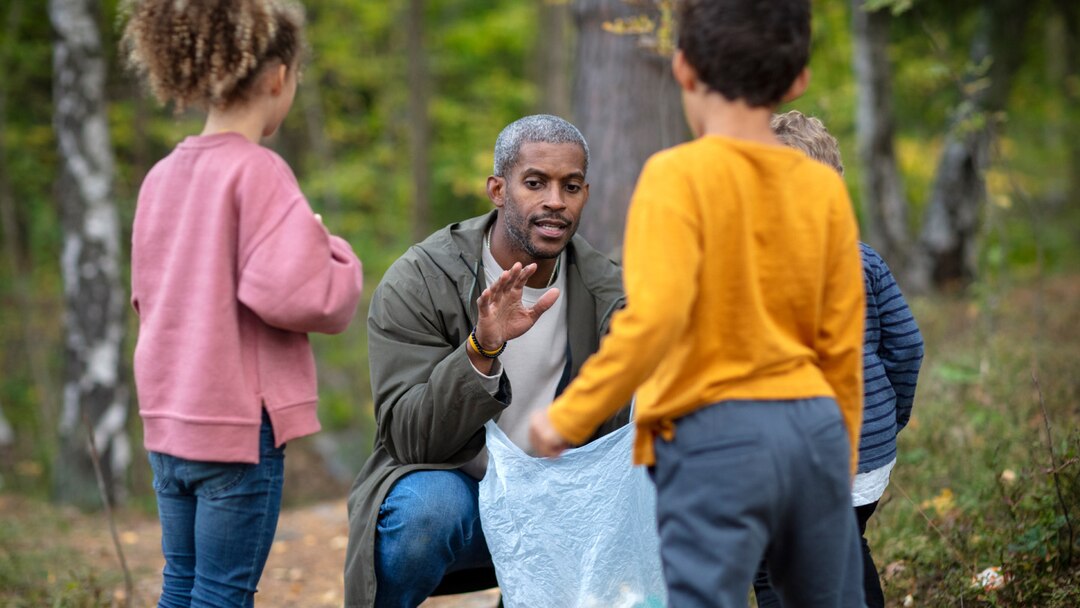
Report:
548,154,698,444
236,152,363,334
870,254,924,431
818,186,866,476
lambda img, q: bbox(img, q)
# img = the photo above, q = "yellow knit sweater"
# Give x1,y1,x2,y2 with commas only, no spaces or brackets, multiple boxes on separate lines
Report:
548,135,865,472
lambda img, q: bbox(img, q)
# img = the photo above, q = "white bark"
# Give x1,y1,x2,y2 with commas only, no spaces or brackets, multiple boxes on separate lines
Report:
0,402,12,447
50,0,129,507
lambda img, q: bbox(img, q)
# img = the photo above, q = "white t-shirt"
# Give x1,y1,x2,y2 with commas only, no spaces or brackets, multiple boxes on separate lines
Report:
460,246,568,479
851,458,895,506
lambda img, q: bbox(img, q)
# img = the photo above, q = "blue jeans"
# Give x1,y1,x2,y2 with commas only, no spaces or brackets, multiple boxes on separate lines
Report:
148,411,285,608
374,469,493,608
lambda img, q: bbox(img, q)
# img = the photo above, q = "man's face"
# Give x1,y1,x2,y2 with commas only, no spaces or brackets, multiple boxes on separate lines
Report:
490,141,589,261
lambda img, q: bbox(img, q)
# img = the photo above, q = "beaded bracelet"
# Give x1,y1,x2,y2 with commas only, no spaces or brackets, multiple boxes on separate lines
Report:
468,327,506,359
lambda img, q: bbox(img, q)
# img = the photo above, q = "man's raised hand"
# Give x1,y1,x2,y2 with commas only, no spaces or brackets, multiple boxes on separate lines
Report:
473,262,559,352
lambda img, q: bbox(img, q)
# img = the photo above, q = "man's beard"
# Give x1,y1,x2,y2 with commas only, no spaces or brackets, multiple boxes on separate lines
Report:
501,193,575,261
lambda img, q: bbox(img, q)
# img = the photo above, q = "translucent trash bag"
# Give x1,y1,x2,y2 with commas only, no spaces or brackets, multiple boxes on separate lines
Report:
478,419,667,608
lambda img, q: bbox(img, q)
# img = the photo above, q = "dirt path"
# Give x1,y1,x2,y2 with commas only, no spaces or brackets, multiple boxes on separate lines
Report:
67,499,498,607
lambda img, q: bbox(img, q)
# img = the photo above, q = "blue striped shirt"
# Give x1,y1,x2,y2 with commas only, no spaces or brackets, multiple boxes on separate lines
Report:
858,243,924,473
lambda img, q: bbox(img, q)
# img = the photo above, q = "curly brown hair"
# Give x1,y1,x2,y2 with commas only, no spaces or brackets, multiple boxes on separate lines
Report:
122,0,305,111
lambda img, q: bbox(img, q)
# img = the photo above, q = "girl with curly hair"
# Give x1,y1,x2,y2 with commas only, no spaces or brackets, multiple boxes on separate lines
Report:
123,2,364,605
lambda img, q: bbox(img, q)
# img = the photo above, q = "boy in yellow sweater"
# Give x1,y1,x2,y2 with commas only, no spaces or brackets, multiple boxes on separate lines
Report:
529,1,866,605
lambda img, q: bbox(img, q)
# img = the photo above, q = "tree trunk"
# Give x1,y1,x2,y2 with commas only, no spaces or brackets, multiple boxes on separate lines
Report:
850,0,915,288
0,402,11,448
407,0,431,243
537,0,574,118
913,0,1031,290
572,0,687,260
1057,0,1080,232
50,0,130,508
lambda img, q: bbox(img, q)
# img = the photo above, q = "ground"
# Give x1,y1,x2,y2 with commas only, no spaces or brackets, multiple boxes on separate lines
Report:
37,496,499,607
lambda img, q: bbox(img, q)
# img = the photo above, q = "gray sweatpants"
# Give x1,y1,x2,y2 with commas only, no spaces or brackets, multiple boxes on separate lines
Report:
650,398,864,608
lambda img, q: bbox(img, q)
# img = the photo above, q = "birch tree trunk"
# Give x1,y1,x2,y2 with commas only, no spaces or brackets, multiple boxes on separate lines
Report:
850,0,915,289
50,0,130,508
912,0,1031,290
572,0,687,259
0,402,12,448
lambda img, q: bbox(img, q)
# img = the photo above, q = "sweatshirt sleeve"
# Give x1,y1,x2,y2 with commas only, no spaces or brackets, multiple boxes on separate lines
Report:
548,154,698,444
818,186,866,476
236,152,363,334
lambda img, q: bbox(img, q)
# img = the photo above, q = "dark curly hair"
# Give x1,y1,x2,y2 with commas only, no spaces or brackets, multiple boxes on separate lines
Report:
122,0,305,111
676,0,811,107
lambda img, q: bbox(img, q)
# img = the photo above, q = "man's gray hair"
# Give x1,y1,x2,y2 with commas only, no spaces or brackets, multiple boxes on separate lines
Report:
493,114,590,177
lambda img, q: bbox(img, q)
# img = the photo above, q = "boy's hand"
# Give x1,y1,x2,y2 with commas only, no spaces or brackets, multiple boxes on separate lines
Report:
529,410,571,458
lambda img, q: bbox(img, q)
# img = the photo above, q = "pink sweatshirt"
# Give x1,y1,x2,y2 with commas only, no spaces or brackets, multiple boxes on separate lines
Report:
131,133,363,463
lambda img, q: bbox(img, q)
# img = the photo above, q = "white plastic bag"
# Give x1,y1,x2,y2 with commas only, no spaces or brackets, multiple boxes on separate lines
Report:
478,419,667,608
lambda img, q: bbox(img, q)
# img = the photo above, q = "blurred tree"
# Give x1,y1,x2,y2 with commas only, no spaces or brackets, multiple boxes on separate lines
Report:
49,0,129,508
912,0,1033,289
536,0,574,118
851,0,912,284
1056,0,1080,242
407,0,432,243
571,0,686,259
0,401,11,448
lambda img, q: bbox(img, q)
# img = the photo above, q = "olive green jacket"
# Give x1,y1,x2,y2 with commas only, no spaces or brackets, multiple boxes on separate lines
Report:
344,212,628,606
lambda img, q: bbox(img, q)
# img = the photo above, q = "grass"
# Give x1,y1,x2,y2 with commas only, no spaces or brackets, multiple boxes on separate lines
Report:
0,496,124,607
871,273,1080,606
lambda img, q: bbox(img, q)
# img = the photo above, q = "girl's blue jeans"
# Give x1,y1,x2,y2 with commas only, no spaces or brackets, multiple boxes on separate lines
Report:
148,410,285,608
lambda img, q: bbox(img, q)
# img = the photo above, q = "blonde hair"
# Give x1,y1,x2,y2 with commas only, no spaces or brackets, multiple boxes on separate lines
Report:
122,0,305,111
771,110,844,176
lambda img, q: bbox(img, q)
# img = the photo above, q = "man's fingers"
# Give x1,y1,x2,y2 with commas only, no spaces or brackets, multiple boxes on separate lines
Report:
492,265,519,297
516,263,537,286
477,287,492,310
491,270,509,297
529,287,561,318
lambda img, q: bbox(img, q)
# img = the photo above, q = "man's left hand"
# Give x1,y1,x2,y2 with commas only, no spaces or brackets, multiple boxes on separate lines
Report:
529,410,571,458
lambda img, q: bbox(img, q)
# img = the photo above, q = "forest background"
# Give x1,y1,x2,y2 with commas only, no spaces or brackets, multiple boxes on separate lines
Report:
1,0,1079,606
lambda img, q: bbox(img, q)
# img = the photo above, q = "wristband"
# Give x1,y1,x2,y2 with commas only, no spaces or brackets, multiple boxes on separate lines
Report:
469,327,506,359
